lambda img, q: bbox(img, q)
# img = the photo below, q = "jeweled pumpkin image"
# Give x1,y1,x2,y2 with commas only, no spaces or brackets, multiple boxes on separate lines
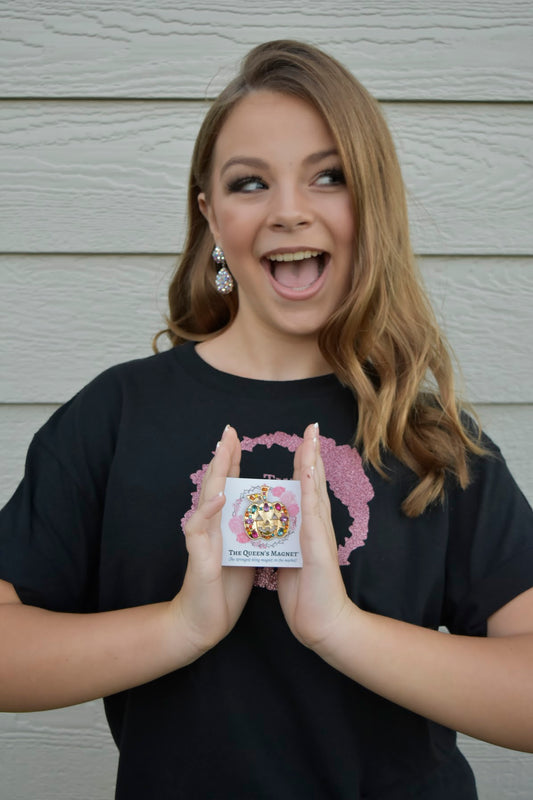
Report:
244,485,290,541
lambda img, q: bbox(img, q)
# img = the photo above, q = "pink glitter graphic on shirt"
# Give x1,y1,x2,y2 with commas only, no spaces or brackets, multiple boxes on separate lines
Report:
181,431,374,591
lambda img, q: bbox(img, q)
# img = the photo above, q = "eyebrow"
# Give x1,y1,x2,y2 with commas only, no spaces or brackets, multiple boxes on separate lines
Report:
220,149,339,176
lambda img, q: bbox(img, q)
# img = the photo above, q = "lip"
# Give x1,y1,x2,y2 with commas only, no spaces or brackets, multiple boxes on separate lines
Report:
260,250,330,301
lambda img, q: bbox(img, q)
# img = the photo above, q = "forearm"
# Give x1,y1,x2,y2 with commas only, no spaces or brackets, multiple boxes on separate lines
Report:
0,600,201,712
316,603,533,752
0,427,252,713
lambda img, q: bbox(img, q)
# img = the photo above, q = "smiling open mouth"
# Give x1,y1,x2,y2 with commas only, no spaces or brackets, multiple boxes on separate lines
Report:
264,250,327,291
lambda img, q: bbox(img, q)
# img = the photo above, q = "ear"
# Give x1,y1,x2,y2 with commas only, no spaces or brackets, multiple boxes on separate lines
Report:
198,192,221,243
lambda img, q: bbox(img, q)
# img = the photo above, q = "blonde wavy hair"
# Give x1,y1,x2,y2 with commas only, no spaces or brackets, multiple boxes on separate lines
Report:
156,39,484,516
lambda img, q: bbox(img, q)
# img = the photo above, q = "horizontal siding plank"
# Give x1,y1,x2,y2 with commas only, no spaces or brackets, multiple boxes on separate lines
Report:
1,2,532,100
0,255,531,405
0,102,532,254
0,703,116,800
1,402,531,509
458,734,533,800
422,257,533,404
0,255,172,403
2,711,532,800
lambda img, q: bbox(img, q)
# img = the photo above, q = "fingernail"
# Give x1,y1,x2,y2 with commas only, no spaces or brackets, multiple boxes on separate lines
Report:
314,422,319,434
216,440,221,450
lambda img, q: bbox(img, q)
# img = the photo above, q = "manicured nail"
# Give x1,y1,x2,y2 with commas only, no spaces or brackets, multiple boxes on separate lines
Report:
314,422,319,434
216,440,221,450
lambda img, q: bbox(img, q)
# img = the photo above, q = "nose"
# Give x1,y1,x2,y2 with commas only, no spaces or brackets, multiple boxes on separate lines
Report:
267,184,312,231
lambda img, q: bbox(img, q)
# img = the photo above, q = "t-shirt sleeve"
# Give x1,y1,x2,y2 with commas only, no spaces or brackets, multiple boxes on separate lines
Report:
0,369,122,612
443,438,533,636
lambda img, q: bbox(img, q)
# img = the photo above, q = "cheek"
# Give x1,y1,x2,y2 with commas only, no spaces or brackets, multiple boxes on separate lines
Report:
334,204,356,290
336,202,356,246
217,208,260,252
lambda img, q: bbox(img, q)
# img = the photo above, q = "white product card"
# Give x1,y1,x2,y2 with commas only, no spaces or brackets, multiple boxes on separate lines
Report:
221,477,303,567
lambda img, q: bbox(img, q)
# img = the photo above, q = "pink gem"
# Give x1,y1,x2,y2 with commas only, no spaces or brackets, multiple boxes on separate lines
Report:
275,503,282,511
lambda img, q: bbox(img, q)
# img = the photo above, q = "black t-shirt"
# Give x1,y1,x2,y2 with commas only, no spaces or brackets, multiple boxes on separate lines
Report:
1,342,533,799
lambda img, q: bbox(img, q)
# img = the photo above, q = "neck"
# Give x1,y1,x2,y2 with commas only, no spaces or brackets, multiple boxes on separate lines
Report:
196,323,332,381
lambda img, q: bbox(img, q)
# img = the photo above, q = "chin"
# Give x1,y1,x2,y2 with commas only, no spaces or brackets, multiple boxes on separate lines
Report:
274,318,328,339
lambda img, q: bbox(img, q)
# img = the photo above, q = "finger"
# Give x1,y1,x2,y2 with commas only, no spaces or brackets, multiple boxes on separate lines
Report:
300,424,330,513
225,426,242,478
198,425,234,504
315,447,331,514
298,426,339,558
299,431,321,517
293,439,303,480
184,491,226,537
294,422,319,479
298,464,331,567
197,459,214,505
300,422,318,472
183,492,226,569
312,444,338,554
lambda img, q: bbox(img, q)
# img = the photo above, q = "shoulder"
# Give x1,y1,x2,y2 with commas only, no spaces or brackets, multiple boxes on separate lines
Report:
85,346,183,395
445,421,532,533
442,414,533,573
439,422,533,634
34,347,184,456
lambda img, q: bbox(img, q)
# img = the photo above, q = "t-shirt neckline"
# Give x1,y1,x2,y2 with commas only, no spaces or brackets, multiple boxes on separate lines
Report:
172,341,346,400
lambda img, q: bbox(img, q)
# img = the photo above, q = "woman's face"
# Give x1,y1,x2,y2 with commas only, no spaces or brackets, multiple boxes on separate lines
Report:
198,90,355,341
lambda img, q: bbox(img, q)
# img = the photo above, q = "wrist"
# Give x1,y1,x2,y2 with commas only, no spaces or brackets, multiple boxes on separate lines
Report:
166,593,223,667
311,599,366,664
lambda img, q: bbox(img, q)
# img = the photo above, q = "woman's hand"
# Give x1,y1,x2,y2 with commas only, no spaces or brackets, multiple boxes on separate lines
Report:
277,423,356,650
171,425,254,658
278,429,533,753
0,428,255,712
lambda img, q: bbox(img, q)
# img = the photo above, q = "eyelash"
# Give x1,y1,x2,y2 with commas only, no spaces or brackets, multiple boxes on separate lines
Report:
316,168,345,186
225,167,346,193
226,175,266,193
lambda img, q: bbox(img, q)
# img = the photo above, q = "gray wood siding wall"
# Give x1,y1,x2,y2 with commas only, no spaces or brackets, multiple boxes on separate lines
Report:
1,3,532,797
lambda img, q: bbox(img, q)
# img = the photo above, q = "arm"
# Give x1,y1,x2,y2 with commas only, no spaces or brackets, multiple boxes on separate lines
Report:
0,426,254,712
277,424,533,752
0,580,192,711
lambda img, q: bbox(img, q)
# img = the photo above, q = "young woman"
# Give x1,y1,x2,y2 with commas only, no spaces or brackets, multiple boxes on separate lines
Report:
1,40,532,799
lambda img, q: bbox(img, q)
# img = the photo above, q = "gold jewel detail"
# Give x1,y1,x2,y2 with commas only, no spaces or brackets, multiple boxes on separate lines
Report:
243,485,290,541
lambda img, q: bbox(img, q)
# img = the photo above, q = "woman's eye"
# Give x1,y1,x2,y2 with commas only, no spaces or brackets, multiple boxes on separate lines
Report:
226,175,267,193
315,168,345,186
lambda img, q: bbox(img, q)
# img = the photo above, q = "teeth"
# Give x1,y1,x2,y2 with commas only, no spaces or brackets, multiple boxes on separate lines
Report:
267,250,321,262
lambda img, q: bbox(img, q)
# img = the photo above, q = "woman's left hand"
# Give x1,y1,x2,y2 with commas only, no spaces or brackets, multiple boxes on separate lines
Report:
277,423,355,650
279,428,533,753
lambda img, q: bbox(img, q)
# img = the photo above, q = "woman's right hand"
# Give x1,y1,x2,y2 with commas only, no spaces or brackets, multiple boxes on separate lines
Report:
171,425,254,659
0,426,253,712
